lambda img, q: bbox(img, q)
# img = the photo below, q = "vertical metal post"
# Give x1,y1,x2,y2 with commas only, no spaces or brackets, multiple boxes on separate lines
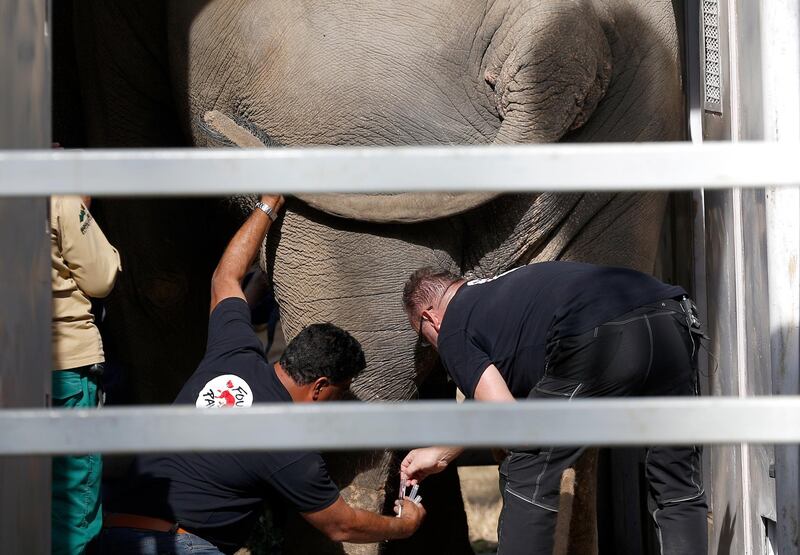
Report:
703,1,800,553
684,0,703,144
0,0,52,553
701,0,782,552
762,0,800,551
722,0,775,550
766,188,800,554
701,0,749,552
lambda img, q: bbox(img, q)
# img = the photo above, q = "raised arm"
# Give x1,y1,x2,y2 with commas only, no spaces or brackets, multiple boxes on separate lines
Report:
210,194,283,312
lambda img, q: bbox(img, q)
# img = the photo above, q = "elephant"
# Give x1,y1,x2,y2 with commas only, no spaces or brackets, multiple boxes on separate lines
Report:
55,0,685,552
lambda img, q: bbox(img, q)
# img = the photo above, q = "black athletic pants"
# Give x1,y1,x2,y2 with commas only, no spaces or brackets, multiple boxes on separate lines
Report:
497,299,708,555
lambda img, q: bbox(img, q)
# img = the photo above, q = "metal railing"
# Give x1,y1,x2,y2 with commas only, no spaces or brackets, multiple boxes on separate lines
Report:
1,142,799,196
0,141,799,456
2,398,800,456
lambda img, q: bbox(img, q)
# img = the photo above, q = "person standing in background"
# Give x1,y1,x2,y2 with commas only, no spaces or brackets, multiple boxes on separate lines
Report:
50,194,121,554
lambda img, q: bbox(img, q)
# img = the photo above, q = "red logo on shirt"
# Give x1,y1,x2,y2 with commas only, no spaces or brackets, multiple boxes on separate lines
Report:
214,381,238,407
196,375,253,408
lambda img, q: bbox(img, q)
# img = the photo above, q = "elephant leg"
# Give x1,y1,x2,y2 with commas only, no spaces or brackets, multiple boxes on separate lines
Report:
279,450,393,555
387,362,473,555
566,449,600,555
459,193,580,276
267,200,464,400
536,192,669,272
268,202,471,554
461,191,668,278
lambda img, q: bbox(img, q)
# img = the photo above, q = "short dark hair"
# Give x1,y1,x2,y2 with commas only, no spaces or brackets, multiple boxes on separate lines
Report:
402,266,461,320
279,323,366,385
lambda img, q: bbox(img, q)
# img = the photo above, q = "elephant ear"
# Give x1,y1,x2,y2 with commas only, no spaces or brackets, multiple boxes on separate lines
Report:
483,0,612,144
201,111,500,223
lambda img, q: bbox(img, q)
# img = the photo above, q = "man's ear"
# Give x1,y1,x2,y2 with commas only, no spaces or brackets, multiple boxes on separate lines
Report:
422,308,442,333
311,377,330,401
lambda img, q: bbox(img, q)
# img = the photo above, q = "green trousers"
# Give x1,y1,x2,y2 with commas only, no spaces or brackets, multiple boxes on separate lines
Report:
52,369,102,555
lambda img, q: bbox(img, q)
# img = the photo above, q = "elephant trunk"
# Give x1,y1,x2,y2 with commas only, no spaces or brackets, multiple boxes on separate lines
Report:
478,0,612,144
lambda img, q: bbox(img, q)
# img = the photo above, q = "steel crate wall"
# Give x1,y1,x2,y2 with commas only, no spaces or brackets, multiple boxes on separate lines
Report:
701,0,800,553
0,0,51,553
0,1,798,555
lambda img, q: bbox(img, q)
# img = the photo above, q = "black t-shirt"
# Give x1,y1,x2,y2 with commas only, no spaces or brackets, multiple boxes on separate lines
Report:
110,298,340,554
437,262,685,398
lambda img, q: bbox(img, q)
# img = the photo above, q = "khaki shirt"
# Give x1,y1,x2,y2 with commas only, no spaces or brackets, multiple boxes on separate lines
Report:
50,196,122,370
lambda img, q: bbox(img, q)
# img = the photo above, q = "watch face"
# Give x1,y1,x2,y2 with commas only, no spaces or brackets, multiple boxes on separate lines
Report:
256,202,275,220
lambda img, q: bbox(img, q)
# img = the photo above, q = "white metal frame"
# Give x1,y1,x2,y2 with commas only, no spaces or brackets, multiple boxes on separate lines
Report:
0,141,798,456
2,398,800,456
0,142,799,196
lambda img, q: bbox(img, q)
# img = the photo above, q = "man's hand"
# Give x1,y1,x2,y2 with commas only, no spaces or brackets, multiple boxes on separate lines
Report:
393,497,426,537
400,446,464,484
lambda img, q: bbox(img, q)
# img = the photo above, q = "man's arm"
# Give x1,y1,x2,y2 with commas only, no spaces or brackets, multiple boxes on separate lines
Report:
401,365,514,483
302,496,425,543
210,194,284,312
473,364,516,402
400,445,464,485
56,195,121,298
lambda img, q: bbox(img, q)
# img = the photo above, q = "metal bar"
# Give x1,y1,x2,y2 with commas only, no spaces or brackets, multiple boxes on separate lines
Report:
0,142,799,196
0,0,52,551
685,0,704,143
2,397,800,455
764,3,800,552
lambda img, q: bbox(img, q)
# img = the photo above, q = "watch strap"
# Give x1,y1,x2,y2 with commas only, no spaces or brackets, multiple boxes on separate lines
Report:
255,201,277,221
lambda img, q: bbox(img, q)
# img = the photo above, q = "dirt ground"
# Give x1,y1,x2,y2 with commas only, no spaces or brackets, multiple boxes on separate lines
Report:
458,466,501,555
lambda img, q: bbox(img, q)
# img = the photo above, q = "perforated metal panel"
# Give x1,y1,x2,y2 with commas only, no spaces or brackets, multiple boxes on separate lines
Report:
703,0,723,113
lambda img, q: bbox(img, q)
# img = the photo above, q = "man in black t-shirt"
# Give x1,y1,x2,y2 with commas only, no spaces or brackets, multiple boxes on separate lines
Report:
399,263,707,555
100,195,425,554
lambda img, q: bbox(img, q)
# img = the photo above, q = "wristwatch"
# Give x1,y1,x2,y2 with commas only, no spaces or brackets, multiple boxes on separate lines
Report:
255,201,278,222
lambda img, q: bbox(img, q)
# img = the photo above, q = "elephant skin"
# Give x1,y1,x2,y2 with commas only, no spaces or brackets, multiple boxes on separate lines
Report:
60,0,685,553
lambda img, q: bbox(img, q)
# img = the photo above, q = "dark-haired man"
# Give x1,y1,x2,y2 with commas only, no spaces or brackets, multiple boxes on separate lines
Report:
400,263,707,555
100,195,424,554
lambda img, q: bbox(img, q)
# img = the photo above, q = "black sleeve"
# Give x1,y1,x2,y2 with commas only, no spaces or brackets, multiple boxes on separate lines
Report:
438,330,492,398
270,453,341,513
204,298,263,360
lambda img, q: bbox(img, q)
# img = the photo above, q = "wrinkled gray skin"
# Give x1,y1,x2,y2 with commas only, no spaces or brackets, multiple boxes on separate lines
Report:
69,0,683,553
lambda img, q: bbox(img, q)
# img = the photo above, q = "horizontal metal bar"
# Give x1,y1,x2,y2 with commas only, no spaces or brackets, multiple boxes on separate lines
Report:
2,397,800,455
0,142,799,196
